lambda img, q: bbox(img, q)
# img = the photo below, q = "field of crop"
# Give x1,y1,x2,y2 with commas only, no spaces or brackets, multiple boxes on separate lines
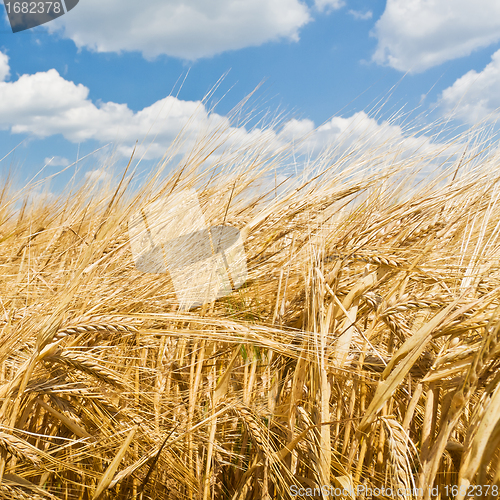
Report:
1,118,500,499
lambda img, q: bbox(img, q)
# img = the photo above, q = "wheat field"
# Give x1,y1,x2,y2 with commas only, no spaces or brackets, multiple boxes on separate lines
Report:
1,115,500,500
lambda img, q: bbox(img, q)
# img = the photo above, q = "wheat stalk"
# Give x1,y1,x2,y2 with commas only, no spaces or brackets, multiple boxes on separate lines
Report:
44,351,125,387
0,432,41,465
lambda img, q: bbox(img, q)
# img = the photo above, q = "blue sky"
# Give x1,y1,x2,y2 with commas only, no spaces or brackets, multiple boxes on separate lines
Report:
1,0,500,192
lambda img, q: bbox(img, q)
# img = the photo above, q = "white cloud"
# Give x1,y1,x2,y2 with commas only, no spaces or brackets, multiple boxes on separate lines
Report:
44,156,70,167
314,0,344,13
280,118,315,142
0,52,10,81
47,0,311,60
85,169,111,183
372,0,500,73
278,112,464,187
280,112,444,158
0,62,233,159
0,55,284,161
439,49,500,124
0,51,458,174
348,9,372,21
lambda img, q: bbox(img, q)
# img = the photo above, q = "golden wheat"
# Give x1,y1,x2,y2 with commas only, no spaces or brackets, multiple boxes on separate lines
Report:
1,110,500,499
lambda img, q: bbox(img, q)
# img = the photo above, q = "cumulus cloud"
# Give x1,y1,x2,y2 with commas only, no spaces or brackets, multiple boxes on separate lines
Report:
0,52,10,81
44,156,70,167
0,54,285,161
278,111,464,186
0,61,235,159
280,112,446,159
0,51,457,174
348,10,372,21
439,49,500,124
372,0,500,73
85,169,111,183
314,0,344,13
46,0,311,60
